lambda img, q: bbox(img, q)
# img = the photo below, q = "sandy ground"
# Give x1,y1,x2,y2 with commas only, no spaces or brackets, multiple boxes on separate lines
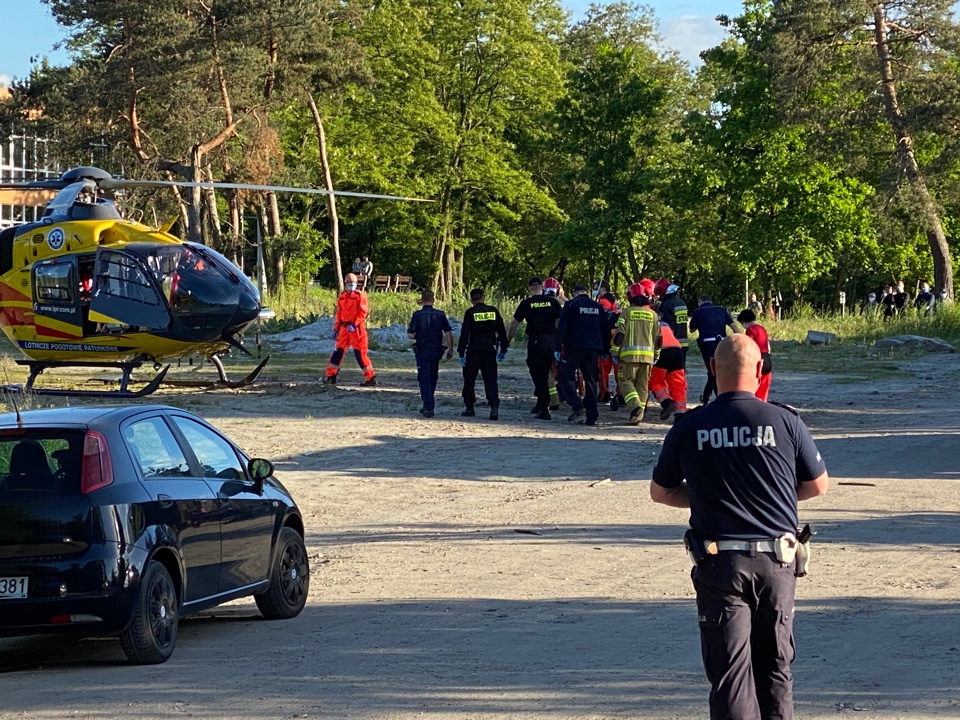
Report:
1,345,959,720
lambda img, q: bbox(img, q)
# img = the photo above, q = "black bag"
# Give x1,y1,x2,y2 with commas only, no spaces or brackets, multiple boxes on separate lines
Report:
761,351,772,375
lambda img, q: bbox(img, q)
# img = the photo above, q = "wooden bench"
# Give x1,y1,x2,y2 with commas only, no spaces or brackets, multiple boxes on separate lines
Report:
393,275,414,292
372,275,392,292
354,274,369,291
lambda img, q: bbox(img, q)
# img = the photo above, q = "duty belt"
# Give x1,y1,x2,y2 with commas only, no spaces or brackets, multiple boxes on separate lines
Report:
709,540,776,553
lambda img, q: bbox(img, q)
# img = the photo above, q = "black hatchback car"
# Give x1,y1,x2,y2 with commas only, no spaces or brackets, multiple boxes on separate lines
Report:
0,405,308,664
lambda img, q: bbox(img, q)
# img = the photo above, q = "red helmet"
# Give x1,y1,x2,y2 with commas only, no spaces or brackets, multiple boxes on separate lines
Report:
627,282,648,300
640,278,656,296
543,277,560,293
654,277,670,297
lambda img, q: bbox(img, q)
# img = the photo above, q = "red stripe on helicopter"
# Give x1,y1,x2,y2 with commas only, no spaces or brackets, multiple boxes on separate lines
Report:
0,283,31,304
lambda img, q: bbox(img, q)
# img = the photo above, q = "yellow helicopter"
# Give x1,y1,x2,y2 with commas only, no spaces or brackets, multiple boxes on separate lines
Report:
0,166,425,397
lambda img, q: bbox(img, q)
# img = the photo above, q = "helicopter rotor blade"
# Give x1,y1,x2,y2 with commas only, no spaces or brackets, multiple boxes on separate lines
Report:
0,179,71,191
99,178,434,203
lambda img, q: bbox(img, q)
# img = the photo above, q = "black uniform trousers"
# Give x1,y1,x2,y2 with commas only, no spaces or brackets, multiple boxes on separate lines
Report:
692,551,797,720
698,336,722,403
526,335,556,410
462,349,499,408
416,347,443,412
559,348,599,422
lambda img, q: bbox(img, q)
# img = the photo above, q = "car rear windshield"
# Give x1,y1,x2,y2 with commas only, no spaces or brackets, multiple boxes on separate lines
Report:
0,430,84,495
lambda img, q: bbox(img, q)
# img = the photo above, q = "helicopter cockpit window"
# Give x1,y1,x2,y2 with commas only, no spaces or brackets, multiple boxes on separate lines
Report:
35,263,76,305
95,251,163,307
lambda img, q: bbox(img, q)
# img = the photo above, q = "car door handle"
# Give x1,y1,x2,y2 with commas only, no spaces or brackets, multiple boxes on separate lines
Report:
157,494,174,509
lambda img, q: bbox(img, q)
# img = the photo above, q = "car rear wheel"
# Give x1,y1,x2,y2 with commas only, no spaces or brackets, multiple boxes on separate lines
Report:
119,560,179,664
255,527,309,619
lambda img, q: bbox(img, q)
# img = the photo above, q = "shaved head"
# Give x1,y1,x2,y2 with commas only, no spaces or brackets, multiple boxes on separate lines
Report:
712,334,761,394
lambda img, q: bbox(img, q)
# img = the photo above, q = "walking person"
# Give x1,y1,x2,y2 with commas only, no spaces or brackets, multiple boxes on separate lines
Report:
556,284,607,426
651,334,829,720
406,289,454,418
610,282,660,426
689,294,739,404
458,288,508,421
654,278,691,365
648,320,687,421
325,273,377,386
507,278,563,420
737,308,773,401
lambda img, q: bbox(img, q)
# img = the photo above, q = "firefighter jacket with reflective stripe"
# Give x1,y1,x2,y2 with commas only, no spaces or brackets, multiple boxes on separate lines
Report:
657,293,689,347
334,291,369,329
611,306,661,364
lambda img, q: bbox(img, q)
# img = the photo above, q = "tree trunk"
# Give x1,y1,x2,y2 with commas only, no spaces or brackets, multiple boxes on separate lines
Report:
187,146,205,244
872,3,954,299
203,164,222,250
308,94,343,292
625,237,643,281
228,191,243,269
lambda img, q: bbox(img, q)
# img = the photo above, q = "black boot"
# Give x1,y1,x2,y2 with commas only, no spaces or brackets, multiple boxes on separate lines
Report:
489,406,499,421
461,407,476,417
324,374,338,385
659,399,676,421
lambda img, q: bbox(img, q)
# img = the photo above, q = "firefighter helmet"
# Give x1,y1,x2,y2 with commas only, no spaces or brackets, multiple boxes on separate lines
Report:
543,277,560,295
640,278,656,297
627,282,648,300
654,277,671,297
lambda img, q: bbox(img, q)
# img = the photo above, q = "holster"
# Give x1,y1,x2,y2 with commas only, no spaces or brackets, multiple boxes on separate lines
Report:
795,523,814,577
773,534,798,564
684,529,707,565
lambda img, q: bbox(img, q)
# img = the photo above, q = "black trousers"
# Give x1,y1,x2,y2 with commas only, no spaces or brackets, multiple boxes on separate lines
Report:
698,337,722,402
462,350,499,408
526,336,555,409
415,348,442,412
559,348,599,422
692,551,797,720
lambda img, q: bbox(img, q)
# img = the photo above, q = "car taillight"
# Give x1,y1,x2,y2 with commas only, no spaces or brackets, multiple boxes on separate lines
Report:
81,430,114,493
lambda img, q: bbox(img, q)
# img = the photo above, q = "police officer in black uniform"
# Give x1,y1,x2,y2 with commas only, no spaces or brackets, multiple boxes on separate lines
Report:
458,288,508,420
689,293,740,404
556,284,606,425
406,289,454,418
507,277,562,420
651,335,829,720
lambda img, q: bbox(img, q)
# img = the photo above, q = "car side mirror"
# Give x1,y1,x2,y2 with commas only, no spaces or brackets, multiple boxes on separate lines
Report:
248,458,274,495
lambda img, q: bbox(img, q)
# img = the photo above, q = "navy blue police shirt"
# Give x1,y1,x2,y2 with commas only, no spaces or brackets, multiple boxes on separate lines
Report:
513,294,562,337
557,294,606,352
689,303,734,342
407,306,452,352
652,392,826,541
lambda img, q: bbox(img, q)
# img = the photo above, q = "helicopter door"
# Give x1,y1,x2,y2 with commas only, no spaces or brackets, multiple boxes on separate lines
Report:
32,258,82,337
90,249,170,330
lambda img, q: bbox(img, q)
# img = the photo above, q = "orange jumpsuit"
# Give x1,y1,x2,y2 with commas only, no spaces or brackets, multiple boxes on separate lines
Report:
598,295,619,401
326,290,376,381
648,323,687,413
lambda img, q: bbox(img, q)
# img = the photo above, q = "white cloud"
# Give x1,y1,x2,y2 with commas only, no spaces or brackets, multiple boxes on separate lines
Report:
659,15,729,66
0,74,10,88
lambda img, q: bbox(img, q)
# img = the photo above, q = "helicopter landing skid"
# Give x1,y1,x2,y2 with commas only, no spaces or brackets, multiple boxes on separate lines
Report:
6,360,170,398
163,355,270,389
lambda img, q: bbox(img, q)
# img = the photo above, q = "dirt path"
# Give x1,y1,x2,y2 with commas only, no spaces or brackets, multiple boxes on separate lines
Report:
2,349,959,719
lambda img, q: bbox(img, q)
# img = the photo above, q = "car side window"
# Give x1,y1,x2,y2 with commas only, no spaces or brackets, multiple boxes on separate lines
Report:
172,417,245,481
123,418,190,478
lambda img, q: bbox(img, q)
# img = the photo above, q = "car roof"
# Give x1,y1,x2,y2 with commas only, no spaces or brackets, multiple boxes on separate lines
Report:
0,404,185,429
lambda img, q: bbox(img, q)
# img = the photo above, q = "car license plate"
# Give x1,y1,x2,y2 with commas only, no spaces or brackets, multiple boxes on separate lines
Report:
0,577,28,599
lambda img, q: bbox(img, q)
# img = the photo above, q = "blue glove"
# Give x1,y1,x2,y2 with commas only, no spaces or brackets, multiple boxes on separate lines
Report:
348,323,357,332
600,354,610,361
553,351,561,362
612,356,619,365
332,325,339,339
497,351,506,362
459,356,466,367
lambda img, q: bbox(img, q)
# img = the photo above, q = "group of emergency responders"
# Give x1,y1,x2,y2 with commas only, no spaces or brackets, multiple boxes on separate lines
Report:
322,271,772,427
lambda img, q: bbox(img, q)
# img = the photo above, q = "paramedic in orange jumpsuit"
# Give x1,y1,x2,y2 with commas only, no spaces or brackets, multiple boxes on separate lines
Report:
325,272,378,386
648,320,688,420
737,308,772,401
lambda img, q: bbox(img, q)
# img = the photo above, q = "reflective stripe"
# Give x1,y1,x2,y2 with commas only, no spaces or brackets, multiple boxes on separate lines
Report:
623,391,640,404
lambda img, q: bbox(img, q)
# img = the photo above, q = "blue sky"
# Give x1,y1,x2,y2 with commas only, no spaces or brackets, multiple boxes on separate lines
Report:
0,1,742,84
